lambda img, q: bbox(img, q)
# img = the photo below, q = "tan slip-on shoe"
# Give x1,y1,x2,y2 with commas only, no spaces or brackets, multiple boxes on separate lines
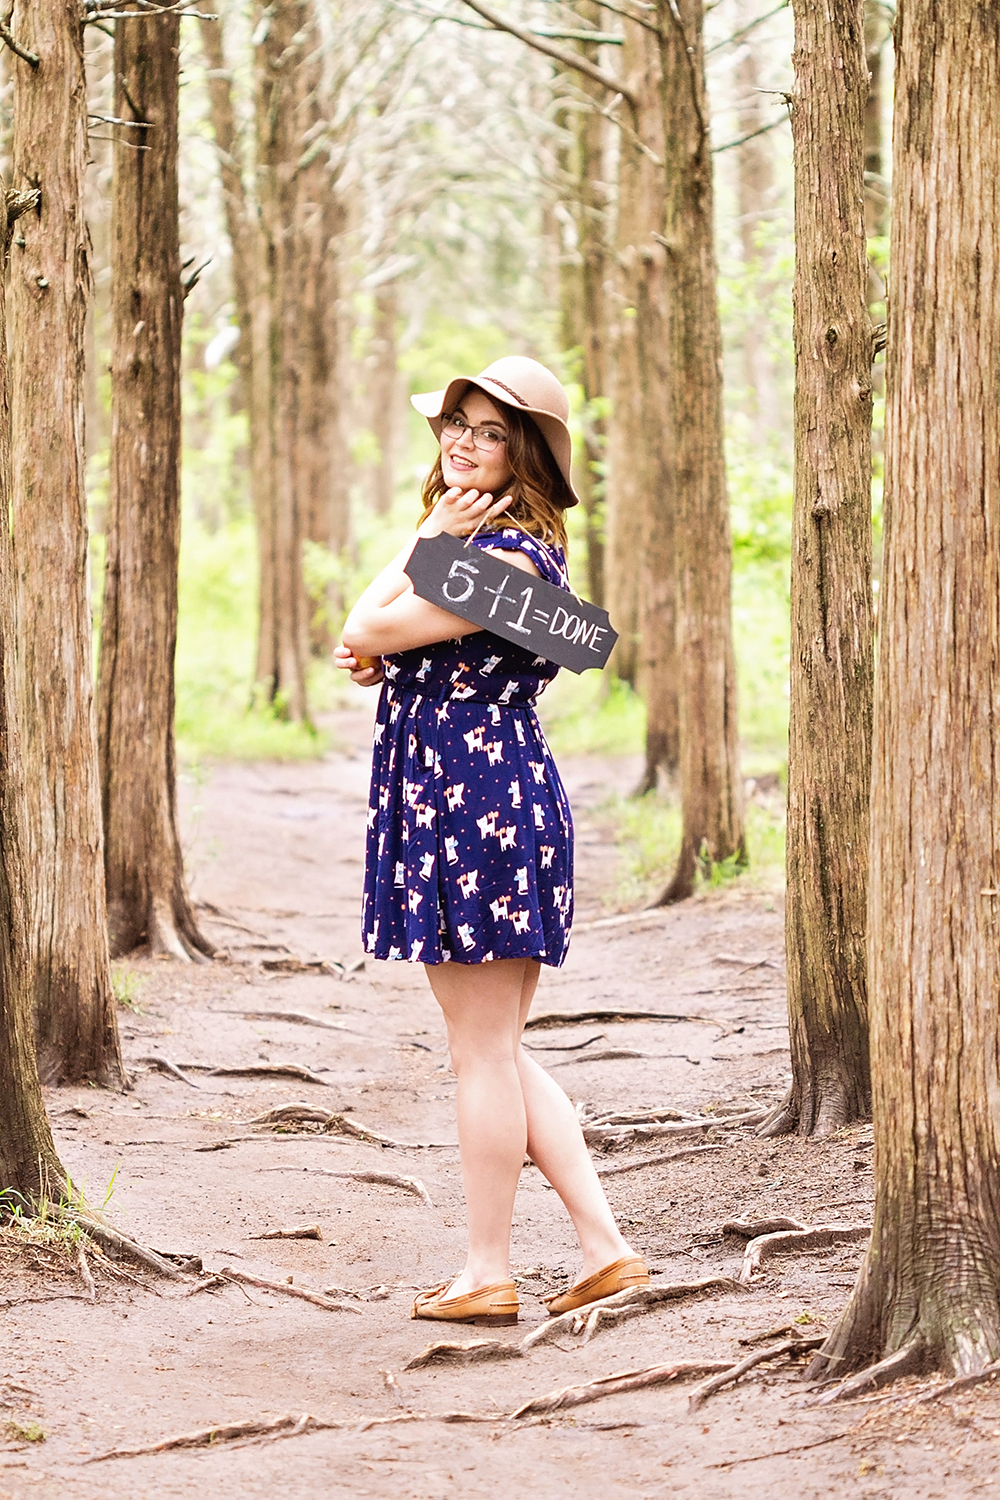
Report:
542,1254,649,1316
411,1278,519,1326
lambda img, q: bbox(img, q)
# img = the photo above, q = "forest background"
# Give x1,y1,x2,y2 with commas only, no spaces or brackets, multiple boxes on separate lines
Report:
0,0,889,909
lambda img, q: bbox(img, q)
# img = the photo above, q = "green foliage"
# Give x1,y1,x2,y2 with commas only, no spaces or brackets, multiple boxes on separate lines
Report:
538,672,644,758
111,966,145,1015
4,1420,45,1444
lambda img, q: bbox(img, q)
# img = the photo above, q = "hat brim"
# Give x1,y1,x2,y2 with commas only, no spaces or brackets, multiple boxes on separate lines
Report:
411,377,579,508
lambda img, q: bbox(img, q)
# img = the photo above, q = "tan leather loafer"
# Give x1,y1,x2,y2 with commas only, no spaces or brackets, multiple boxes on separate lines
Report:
411,1278,519,1326
542,1254,649,1316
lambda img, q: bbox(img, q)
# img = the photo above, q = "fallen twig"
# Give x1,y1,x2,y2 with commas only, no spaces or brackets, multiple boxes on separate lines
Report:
739,1225,870,1284
525,1009,716,1030
85,1412,339,1462
75,1242,96,1303
405,1339,524,1370
218,1267,361,1313
135,1055,201,1088
597,1146,728,1177
251,1225,323,1241
688,1336,825,1410
511,1360,733,1418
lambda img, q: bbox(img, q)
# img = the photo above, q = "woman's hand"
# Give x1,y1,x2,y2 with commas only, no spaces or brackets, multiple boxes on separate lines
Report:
334,643,383,686
418,486,512,539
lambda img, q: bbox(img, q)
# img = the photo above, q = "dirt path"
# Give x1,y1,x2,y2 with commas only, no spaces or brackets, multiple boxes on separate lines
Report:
1,706,996,1498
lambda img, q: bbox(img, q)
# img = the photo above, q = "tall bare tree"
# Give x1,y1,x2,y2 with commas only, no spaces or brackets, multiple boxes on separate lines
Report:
761,0,874,1139
809,0,1000,1391
98,8,214,961
0,176,65,1199
655,0,744,898
9,0,122,1086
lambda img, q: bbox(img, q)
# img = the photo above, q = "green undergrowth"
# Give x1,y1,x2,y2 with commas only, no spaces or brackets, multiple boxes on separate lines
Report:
601,791,786,911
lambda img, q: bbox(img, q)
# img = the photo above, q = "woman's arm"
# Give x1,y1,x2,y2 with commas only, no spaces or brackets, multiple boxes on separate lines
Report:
340,488,538,660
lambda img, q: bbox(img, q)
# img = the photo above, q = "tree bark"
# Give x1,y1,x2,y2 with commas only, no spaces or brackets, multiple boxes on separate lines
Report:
98,9,214,962
655,0,744,899
199,11,252,412
368,283,401,518
762,0,873,1140
9,0,123,1087
0,180,66,1199
809,0,1000,1383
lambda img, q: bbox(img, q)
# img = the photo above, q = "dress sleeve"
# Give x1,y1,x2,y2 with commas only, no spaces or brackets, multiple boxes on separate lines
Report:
471,527,569,591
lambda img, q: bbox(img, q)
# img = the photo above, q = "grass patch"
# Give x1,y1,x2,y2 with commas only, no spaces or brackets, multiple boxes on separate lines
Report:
597,790,785,910
111,965,145,1014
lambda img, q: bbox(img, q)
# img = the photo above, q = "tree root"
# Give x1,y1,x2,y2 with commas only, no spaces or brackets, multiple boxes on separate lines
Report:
213,1009,358,1033
85,1412,340,1462
260,957,343,976
247,1103,452,1149
181,1063,331,1086
135,1055,201,1088
723,1216,807,1237
218,1267,362,1312
405,1339,525,1370
523,1033,605,1052
525,1009,717,1030
262,1164,433,1206
736,1224,870,1283
911,1361,1000,1406
510,1360,733,1419
688,1336,825,1410
73,1218,185,1281
806,1338,925,1405
75,1242,96,1303
597,1145,729,1177
251,1225,323,1241
522,1277,745,1351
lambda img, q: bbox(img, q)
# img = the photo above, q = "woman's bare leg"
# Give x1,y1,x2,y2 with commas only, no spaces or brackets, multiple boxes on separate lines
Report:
515,965,633,1278
425,957,531,1296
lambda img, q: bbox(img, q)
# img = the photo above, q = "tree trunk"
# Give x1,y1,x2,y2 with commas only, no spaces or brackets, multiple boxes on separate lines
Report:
0,180,65,1199
762,0,873,1140
733,0,779,428
809,0,1000,1385
98,9,214,962
199,11,252,413
655,0,745,900
368,283,401,518
9,1,123,1087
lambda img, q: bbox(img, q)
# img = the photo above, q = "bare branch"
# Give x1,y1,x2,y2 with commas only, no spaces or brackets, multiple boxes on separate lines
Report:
0,17,39,66
452,0,634,104
705,0,789,56
712,111,789,155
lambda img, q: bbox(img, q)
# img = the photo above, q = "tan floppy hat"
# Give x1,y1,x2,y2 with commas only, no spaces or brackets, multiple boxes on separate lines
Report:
411,355,579,508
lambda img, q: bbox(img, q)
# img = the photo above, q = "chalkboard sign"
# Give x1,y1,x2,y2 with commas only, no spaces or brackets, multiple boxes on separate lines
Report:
405,533,617,674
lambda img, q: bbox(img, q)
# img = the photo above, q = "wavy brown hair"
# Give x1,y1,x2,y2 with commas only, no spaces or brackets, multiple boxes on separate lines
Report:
418,390,571,549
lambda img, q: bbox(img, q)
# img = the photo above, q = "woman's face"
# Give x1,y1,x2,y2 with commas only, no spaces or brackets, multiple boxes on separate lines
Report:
440,388,514,496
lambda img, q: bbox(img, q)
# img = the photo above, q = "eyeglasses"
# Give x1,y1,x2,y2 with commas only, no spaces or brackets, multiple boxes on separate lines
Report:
441,412,508,454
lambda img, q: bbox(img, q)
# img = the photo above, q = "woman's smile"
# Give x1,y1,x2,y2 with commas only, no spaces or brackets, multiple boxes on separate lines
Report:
440,389,513,496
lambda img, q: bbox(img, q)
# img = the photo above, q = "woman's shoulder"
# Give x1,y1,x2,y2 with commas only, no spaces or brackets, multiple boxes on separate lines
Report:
471,526,568,589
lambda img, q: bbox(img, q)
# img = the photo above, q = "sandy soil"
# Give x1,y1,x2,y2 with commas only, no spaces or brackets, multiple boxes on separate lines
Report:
2,703,999,1499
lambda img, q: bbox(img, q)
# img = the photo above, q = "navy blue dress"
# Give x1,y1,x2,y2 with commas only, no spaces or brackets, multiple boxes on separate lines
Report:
362,528,574,968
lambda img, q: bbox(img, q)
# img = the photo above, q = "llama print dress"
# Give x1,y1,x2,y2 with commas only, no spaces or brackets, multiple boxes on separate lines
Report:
362,528,574,968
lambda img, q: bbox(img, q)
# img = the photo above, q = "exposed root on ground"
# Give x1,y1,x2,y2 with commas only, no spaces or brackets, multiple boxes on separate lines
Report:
135,1055,201,1088
260,957,344,977
217,1267,362,1312
213,1009,358,1032
75,1243,96,1302
405,1339,524,1370
74,1218,185,1282
510,1360,733,1418
911,1361,1000,1405
688,1335,825,1410
522,1033,605,1052
734,1223,871,1284
262,1163,434,1205
247,1103,452,1149
806,1338,925,1405
524,1009,717,1030
181,1062,331,1085
723,1216,807,1236
251,1224,323,1241
86,1412,340,1462
404,1278,743,1369
596,1145,728,1177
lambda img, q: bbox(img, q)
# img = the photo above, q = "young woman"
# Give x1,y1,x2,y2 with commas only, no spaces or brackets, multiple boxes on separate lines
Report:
337,356,647,1326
